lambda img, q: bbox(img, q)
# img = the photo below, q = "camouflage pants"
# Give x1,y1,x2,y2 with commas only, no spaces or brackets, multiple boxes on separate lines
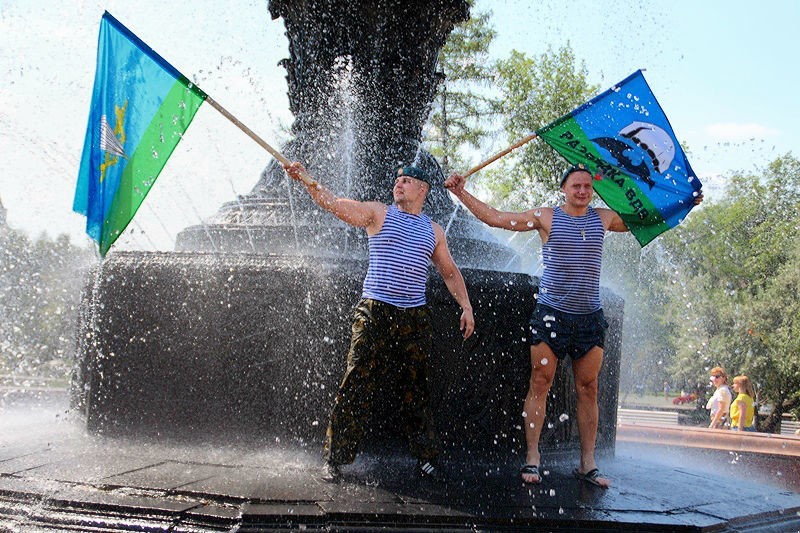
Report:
323,298,439,465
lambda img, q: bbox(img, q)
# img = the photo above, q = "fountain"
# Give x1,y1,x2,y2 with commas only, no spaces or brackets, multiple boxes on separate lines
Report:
71,0,624,464
4,3,799,532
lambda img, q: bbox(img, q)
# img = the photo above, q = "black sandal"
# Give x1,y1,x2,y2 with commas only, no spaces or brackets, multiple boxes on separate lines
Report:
573,467,609,488
520,464,542,484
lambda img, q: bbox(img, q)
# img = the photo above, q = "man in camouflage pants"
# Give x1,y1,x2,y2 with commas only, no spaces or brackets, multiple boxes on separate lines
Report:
284,161,474,483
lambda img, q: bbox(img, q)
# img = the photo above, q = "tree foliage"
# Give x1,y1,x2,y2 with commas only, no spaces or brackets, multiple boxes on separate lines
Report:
483,45,598,208
659,154,800,428
0,226,94,381
603,233,684,397
426,6,499,174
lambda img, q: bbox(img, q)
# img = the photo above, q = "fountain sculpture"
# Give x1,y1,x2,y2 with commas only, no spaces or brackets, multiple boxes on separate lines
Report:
72,0,623,464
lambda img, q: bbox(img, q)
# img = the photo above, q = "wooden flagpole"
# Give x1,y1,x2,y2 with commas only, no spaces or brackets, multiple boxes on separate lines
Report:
205,96,318,187
461,132,538,179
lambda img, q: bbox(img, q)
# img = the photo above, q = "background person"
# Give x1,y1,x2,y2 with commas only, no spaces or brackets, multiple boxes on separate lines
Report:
730,375,756,432
706,366,732,429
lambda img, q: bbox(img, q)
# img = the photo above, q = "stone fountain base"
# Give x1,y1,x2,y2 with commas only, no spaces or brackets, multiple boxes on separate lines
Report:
72,251,623,460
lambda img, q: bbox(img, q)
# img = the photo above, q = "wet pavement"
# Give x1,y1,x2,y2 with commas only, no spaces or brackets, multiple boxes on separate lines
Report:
1,400,800,531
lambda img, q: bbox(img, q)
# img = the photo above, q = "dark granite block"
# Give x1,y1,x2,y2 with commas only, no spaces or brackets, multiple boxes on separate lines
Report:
179,467,329,501
692,493,800,521
326,481,404,504
0,449,79,476
23,451,161,483
0,443,50,463
320,499,473,519
44,485,197,514
177,503,242,530
102,461,225,490
243,502,324,520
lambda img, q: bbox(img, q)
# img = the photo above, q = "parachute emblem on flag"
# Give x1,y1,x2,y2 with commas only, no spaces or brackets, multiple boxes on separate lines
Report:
99,115,127,159
591,120,675,190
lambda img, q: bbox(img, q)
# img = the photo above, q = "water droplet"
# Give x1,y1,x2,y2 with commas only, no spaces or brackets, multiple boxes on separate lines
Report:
559,413,569,422
550,332,557,338
541,358,548,366
510,220,517,226
549,489,556,496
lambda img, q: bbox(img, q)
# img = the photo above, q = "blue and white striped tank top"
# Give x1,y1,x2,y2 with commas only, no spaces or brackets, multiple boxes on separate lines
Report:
538,206,605,314
361,205,436,308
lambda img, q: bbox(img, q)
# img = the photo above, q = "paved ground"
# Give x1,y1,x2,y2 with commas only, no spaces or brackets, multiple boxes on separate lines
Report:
1,398,800,531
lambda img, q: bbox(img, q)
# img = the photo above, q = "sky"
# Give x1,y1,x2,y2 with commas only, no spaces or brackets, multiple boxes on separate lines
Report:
1,0,798,252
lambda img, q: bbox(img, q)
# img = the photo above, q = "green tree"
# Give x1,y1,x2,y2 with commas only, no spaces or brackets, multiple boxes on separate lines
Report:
0,226,94,381
484,45,597,209
602,234,684,397
746,237,800,428
426,6,499,174
662,154,800,430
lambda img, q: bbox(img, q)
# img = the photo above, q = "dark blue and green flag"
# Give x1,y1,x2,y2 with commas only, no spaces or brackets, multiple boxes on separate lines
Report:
74,12,206,256
536,70,702,246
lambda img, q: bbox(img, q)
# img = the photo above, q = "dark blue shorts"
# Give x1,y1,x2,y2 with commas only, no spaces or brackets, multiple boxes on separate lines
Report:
528,303,608,360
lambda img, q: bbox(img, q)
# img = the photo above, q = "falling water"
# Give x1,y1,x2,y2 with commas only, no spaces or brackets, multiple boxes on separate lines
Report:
331,55,359,254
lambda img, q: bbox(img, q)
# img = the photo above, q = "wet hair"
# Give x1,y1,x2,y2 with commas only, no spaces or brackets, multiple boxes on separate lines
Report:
559,164,591,187
709,366,728,384
732,375,754,397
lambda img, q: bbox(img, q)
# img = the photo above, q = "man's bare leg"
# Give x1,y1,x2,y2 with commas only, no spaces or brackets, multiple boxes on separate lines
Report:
571,346,610,488
521,343,557,483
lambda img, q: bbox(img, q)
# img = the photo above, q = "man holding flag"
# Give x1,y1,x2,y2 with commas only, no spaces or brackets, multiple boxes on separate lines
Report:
446,166,701,487
285,160,474,483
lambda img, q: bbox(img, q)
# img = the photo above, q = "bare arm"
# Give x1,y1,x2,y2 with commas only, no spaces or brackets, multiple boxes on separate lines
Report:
596,208,629,233
430,222,474,339
736,398,746,430
709,407,725,429
284,162,384,231
445,173,546,232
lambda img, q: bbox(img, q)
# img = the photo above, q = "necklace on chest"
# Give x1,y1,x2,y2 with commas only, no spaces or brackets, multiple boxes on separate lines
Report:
565,210,589,241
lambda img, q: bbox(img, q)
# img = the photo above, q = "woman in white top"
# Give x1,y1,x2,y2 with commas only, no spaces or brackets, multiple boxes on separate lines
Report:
706,366,732,429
